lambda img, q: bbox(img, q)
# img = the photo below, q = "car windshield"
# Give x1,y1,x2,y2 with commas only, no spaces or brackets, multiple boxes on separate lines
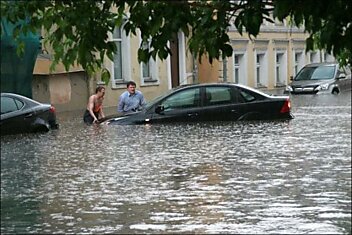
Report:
145,88,176,109
294,65,336,81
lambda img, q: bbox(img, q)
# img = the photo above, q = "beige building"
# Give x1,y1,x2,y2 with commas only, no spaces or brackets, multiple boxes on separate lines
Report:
198,20,336,90
32,29,197,112
32,17,336,112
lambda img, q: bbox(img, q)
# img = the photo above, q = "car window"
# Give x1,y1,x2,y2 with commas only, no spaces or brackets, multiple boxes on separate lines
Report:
238,89,256,102
1,97,23,114
295,65,335,80
15,99,24,109
340,66,351,78
204,87,232,106
161,88,200,111
234,87,265,103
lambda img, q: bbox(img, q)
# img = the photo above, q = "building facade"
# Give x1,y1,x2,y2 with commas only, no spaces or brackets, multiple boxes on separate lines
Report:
32,16,336,112
198,19,336,91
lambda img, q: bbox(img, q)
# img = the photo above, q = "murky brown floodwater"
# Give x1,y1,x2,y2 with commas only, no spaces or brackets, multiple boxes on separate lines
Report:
1,91,351,234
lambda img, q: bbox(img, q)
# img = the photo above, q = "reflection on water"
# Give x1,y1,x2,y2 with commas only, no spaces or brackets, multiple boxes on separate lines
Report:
1,92,351,234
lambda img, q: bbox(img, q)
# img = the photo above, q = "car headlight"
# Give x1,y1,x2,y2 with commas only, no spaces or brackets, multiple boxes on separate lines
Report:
285,85,293,92
320,83,330,90
315,83,329,91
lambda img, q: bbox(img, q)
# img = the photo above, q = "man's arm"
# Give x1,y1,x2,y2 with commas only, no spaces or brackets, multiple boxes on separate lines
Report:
99,107,105,119
88,96,98,122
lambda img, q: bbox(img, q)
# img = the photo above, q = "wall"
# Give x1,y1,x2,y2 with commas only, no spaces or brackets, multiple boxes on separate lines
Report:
198,55,221,83
32,71,89,112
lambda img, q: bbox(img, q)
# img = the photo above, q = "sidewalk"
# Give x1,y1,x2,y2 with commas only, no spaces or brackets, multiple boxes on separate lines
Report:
259,87,286,95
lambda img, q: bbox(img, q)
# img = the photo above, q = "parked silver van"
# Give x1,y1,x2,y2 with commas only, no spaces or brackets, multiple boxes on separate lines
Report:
284,62,351,94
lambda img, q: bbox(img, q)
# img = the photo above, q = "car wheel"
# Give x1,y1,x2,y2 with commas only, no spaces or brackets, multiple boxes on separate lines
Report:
33,125,50,133
332,88,339,94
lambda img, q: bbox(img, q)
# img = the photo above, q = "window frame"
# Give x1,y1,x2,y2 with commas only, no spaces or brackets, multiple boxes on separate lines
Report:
293,50,305,76
109,20,131,88
138,35,159,86
255,51,268,88
275,51,287,87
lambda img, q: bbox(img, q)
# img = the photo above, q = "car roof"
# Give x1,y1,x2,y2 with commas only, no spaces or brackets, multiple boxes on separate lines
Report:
1,92,41,106
175,82,246,89
304,62,338,67
173,82,272,97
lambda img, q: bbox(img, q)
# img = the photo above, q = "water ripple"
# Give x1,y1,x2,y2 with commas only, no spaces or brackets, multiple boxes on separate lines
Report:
1,93,351,234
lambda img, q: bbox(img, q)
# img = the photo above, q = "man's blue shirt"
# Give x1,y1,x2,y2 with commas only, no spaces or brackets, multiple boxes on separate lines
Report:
117,91,146,113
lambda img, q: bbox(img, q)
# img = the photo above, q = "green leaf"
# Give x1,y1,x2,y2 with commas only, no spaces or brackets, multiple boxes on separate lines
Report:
1,0,350,77
222,44,233,57
101,68,110,85
138,48,148,63
16,41,25,57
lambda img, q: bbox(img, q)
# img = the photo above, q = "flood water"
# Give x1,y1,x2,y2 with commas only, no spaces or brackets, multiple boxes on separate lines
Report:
1,92,351,234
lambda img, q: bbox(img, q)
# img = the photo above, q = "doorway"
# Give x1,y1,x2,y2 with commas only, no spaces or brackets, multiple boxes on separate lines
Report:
170,34,179,88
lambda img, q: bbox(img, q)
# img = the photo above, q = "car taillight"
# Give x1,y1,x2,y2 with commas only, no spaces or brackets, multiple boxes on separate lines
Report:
280,98,291,113
49,105,56,113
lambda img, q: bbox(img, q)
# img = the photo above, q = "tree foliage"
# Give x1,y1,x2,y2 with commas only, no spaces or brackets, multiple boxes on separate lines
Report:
273,0,352,66
1,0,351,83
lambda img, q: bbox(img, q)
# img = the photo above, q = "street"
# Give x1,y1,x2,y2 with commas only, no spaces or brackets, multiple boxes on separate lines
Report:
1,91,351,234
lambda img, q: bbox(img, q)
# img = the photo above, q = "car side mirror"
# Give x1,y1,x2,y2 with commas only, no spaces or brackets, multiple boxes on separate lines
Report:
155,105,164,114
337,73,346,79
290,75,294,81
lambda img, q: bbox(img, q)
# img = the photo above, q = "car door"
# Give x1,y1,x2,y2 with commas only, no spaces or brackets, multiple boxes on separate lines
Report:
234,87,276,120
0,96,31,134
197,85,243,121
339,65,352,91
150,87,202,123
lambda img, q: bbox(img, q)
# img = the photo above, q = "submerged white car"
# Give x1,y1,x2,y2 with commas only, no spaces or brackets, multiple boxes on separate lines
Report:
284,62,351,94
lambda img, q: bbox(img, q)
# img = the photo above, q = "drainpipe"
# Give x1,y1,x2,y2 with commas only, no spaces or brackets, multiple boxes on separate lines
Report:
192,54,198,84
223,56,227,82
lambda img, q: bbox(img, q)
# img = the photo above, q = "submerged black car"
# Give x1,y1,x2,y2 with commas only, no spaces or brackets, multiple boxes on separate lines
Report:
102,83,293,125
1,93,59,135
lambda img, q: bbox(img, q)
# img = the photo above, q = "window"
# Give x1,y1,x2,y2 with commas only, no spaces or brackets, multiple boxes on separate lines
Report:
141,41,151,79
295,65,335,81
112,27,123,81
232,51,248,85
234,54,240,83
275,52,286,86
1,97,24,114
15,99,24,109
294,51,304,75
204,87,232,106
161,88,200,111
110,22,131,86
323,52,335,62
140,38,158,85
311,66,335,79
238,89,256,102
256,53,266,87
310,51,320,63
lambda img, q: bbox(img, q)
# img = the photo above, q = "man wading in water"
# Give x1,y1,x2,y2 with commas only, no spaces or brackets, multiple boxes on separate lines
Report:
83,86,105,124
